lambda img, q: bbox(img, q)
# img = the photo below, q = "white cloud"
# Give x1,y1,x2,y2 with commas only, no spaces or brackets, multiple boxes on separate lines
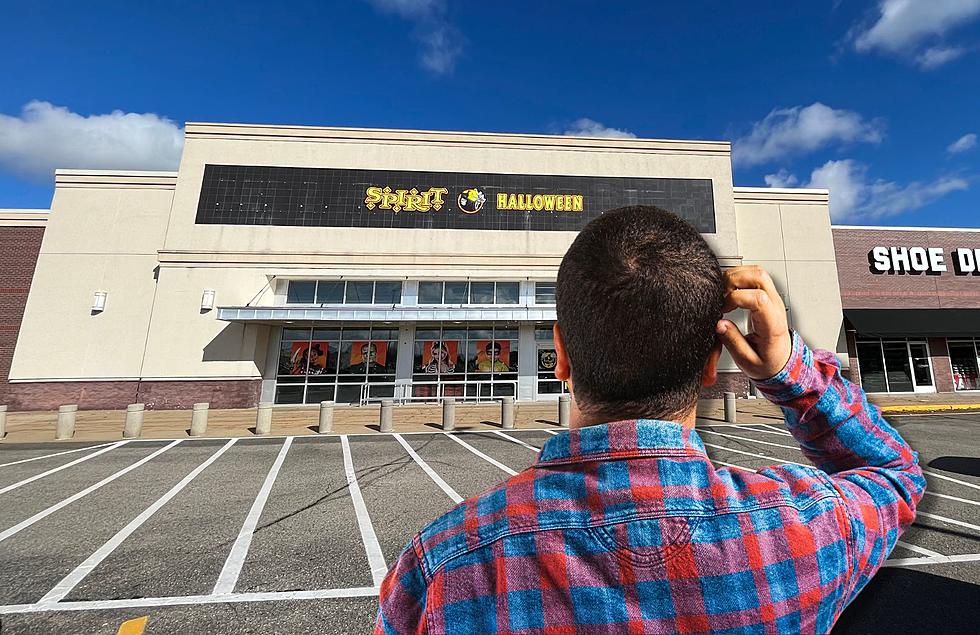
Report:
770,159,969,221
366,0,463,74
0,101,183,181
948,132,978,153
763,169,799,188
563,118,637,139
916,45,968,68
851,0,980,69
733,102,884,167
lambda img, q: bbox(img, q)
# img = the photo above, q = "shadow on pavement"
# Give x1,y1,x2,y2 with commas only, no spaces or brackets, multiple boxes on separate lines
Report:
928,456,980,477
833,568,980,634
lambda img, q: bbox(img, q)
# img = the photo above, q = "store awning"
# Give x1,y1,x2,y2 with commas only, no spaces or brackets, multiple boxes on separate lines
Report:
845,308,980,338
216,305,557,324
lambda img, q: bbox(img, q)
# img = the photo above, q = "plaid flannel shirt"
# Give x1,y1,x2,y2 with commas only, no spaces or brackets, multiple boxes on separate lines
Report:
375,333,926,634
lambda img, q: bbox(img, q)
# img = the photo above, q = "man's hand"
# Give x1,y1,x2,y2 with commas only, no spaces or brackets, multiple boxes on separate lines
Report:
716,265,793,380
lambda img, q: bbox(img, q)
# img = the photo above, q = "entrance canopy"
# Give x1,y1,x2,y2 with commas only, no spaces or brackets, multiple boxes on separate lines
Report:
845,309,980,338
217,306,557,324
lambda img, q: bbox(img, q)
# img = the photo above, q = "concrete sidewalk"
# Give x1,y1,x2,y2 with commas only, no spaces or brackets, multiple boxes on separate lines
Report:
1,393,977,444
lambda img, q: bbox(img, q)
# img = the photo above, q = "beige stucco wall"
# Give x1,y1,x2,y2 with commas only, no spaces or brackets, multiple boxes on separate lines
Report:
734,187,843,362
9,172,177,381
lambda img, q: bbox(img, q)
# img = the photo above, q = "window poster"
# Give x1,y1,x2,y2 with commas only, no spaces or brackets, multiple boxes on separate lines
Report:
281,341,330,376
419,341,459,374
344,341,389,374
473,340,511,372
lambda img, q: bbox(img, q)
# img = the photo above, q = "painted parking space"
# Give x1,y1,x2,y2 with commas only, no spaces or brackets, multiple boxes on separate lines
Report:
0,418,975,633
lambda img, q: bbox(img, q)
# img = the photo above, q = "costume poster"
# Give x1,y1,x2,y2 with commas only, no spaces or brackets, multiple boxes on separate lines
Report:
345,341,389,374
286,341,329,375
419,341,459,374
474,340,510,372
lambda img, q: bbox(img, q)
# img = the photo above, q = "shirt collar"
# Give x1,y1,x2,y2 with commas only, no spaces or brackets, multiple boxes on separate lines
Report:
535,419,708,467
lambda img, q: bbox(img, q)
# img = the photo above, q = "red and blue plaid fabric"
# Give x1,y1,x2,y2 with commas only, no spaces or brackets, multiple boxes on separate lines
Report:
375,334,926,634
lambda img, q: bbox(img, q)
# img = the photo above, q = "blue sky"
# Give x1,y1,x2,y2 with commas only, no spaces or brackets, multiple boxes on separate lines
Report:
1,0,978,227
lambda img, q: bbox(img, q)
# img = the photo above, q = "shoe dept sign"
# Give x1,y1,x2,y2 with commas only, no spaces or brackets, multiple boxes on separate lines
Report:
870,246,980,275
195,165,716,233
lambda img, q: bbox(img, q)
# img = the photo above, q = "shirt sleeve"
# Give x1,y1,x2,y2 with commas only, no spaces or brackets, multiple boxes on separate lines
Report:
374,537,429,634
754,332,927,605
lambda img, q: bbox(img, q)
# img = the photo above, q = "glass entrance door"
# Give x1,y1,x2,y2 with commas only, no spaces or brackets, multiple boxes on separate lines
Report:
908,342,935,393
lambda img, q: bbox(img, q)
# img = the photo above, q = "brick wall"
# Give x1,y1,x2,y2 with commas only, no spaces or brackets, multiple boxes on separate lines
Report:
927,337,954,393
833,228,980,309
0,226,45,404
3,378,262,411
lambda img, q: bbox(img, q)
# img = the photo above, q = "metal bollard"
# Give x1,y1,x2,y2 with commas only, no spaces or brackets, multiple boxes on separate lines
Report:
0,405,7,439
123,403,145,438
724,392,737,423
56,405,78,440
558,394,571,428
442,398,456,432
255,402,273,435
190,402,209,437
318,401,334,434
380,399,394,433
501,396,515,429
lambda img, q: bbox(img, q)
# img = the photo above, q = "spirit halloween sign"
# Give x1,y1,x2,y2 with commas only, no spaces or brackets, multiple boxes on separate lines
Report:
196,165,716,232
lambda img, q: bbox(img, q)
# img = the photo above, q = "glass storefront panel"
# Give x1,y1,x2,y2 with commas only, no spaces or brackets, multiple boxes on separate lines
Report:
316,281,345,304
949,341,980,391
411,325,519,401
856,342,888,393
534,324,566,396
418,282,444,304
856,338,934,393
908,343,933,387
470,282,495,304
444,282,468,303
374,281,402,304
496,282,520,304
346,282,374,303
881,343,914,393
286,281,316,304
535,282,556,305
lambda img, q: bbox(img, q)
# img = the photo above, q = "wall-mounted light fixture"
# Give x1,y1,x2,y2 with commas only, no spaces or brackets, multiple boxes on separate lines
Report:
201,289,216,312
92,291,107,313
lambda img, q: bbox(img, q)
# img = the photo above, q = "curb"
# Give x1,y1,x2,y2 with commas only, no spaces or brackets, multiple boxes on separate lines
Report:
880,404,980,414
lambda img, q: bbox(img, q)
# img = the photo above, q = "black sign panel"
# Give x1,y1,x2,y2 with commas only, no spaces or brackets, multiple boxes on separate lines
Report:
195,164,716,232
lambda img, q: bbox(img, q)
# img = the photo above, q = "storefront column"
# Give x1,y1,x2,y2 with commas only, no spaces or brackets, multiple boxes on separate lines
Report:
844,328,861,387
394,323,415,400
517,323,536,401
260,325,281,402
928,337,955,393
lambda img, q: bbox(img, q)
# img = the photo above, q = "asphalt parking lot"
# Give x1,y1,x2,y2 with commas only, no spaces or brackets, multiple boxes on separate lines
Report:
0,413,977,634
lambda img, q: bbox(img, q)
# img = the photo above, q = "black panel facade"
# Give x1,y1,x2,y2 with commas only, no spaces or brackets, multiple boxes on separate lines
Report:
195,164,716,232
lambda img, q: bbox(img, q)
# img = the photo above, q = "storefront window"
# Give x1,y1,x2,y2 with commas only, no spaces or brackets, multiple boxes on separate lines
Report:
535,282,556,305
948,340,980,391
855,338,933,393
535,324,567,396
274,325,398,405
415,281,521,305
412,325,518,400
285,280,403,305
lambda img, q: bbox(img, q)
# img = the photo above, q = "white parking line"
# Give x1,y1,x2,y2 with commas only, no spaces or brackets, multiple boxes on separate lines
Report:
916,510,980,532
704,424,793,438
924,490,980,507
0,443,116,469
444,433,518,476
340,435,388,587
0,440,181,544
895,540,944,559
699,429,800,451
544,429,560,435
0,441,129,496
493,430,540,452
883,552,980,568
923,469,980,492
213,437,293,595
393,434,463,504
758,424,791,436
0,586,380,615
39,439,239,605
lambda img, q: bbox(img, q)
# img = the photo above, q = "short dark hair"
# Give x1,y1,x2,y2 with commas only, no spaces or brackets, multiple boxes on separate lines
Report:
556,206,724,421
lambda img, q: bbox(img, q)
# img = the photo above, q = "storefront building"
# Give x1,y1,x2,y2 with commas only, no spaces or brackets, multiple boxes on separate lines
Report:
834,226,980,394
0,123,843,410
